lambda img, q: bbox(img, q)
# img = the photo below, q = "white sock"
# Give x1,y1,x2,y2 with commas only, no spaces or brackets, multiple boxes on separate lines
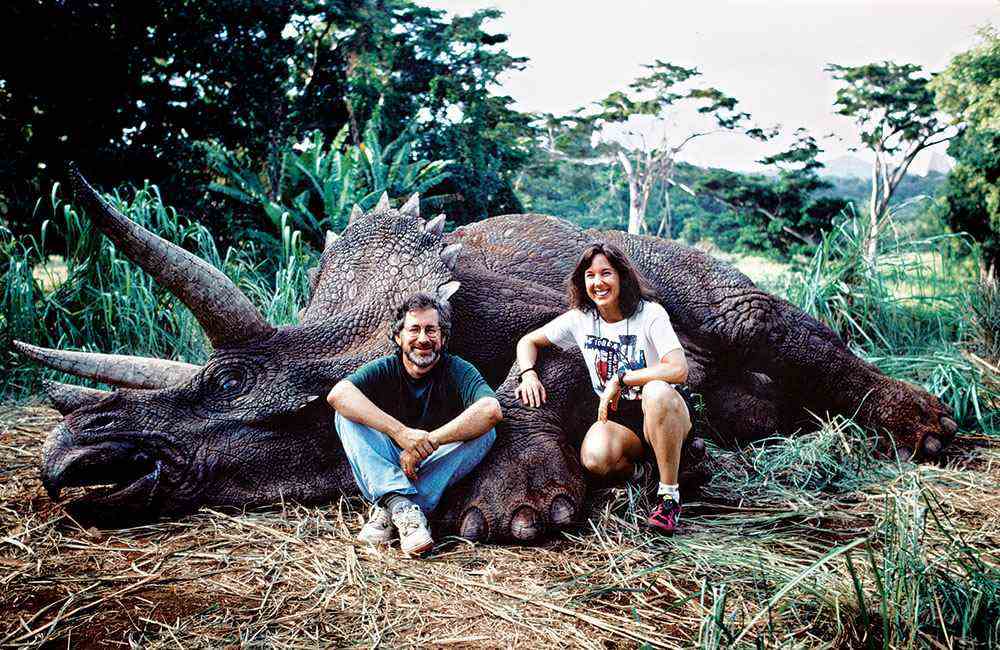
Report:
382,492,417,515
657,483,680,503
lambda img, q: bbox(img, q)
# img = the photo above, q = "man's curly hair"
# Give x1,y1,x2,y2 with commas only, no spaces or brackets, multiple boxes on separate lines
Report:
389,292,453,348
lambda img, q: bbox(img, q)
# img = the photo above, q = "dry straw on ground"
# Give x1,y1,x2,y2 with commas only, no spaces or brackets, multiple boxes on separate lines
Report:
2,403,998,648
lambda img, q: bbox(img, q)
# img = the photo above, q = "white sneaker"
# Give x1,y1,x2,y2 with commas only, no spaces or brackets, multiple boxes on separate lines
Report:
391,504,434,556
357,505,396,545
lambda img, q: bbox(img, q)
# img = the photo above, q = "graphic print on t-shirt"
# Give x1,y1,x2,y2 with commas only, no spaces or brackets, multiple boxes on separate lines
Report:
584,333,646,400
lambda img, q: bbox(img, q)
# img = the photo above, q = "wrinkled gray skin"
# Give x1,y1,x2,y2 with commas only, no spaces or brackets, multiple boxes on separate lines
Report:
17,170,958,543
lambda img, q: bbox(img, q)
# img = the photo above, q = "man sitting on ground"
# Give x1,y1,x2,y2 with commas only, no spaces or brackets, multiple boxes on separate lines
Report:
327,292,502,555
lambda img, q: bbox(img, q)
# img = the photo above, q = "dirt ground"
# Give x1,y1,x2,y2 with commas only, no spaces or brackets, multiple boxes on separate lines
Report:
2,402,998,648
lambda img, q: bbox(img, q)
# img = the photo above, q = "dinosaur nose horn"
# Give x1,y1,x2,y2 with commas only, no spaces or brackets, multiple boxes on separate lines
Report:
68,165,274,348
14,341,201,389
41,379,111,415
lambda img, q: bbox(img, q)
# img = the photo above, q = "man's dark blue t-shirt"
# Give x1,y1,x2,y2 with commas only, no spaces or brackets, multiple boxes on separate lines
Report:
345,353,495,431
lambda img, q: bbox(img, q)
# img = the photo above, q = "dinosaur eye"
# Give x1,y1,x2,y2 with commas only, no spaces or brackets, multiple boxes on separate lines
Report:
211,366,247,396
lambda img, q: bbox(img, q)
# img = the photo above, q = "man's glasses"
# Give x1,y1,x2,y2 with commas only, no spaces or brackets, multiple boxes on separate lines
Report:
405,326,441,338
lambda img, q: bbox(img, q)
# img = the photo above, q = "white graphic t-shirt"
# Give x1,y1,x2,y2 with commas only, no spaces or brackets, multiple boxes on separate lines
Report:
542,300,683,400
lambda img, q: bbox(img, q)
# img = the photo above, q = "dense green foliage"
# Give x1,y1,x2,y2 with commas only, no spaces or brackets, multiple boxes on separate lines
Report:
203,107,451,249
932,26,1000,268
0,0,530,241
690,131,849,257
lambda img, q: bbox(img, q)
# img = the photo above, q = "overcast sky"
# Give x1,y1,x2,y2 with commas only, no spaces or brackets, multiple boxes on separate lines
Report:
422,0,997,171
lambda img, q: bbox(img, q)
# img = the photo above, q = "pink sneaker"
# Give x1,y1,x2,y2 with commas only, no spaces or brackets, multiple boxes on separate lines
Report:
646,497,681,534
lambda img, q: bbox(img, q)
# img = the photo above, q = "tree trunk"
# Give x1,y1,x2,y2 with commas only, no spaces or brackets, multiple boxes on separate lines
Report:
864,153,885,267
656,186,672,238
617,152,649,234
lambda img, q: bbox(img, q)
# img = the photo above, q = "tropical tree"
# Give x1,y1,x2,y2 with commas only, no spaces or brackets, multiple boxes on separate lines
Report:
204,108,451,247
538,61,767,234
0,1,529,240
827,61,957,265
930,25,1000,268
691,129,849,257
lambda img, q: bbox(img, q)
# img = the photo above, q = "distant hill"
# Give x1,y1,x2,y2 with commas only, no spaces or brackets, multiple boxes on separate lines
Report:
822,155,871,179
910,152,954,177
820,153,954,179
817,171,948,210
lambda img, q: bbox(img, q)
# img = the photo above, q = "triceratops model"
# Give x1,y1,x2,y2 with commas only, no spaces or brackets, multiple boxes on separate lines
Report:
15,169,958,543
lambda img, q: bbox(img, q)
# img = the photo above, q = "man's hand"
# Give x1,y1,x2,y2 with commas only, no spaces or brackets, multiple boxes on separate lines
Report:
515,370,547,408
400,449,421,480
597,376,622,423
396,427,438,460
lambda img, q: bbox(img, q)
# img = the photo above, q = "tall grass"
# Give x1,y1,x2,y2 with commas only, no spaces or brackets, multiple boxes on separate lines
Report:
782,207,998,436
0,183,316,399
584,413,1000,648
846,479,1000,648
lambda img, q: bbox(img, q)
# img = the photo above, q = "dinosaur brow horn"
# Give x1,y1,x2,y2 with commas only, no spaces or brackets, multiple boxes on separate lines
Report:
68,166,274,348
41,379,111,415
13,341,202,389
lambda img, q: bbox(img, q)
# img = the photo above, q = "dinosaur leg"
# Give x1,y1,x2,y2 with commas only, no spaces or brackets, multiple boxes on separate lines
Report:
435,351,592,543
736,295,957,459
699,371,803,446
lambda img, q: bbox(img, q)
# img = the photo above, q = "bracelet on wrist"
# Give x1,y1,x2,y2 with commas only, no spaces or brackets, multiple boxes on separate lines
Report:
517,367,538,383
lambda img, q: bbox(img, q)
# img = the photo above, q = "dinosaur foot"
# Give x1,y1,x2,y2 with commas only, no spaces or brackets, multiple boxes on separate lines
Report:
438,433,586,544
867,378,959,461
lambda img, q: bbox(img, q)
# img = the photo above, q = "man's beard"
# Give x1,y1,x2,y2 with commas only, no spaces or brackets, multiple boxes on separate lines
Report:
405,345,441,368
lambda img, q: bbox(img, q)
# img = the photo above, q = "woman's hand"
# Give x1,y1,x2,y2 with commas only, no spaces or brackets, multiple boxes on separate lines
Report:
516,370,547,408
597,375,622,422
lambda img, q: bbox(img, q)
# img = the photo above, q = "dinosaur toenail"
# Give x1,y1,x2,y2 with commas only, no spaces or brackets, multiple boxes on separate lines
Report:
510,506,541,541
923,435,942,457
941,417,957,436
459,507,487,541
897,447,914,462
549,495,575,526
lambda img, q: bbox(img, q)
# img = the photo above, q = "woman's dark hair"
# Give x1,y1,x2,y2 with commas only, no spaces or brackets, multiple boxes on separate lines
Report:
567,242,656,318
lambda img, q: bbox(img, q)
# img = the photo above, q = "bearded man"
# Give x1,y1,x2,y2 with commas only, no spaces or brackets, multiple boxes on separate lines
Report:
327,292,502,555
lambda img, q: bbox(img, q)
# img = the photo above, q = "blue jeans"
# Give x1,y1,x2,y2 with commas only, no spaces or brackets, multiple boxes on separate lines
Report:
335,412,496,514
